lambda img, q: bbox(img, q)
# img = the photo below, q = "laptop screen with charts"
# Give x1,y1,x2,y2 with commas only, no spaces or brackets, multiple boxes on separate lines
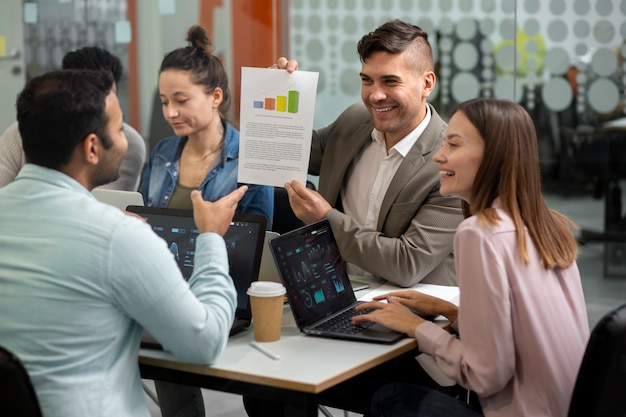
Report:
259,231,369,293
269,219,404,344
126,206,267,348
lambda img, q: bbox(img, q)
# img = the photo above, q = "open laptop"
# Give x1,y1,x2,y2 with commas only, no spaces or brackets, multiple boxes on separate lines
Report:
91,188,144,209
260,231,369,291
269,219,404,344
126,206,266,349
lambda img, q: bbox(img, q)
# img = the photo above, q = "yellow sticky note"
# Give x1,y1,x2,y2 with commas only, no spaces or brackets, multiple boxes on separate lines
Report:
0,36,6,57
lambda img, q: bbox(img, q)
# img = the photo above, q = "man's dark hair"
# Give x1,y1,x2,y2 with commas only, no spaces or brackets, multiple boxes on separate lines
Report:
62,46,123,84
357,19,433,72
17,69,114,169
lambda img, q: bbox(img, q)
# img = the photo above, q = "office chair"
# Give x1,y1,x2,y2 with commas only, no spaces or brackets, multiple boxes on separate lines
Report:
568,303,626,417
0,346,43,417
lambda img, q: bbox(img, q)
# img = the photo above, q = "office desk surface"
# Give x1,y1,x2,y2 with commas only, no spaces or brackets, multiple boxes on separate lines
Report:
139,305,417,394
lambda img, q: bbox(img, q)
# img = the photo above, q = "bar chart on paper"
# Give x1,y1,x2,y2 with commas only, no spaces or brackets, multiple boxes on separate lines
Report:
252,90,300,114
239,66,319,187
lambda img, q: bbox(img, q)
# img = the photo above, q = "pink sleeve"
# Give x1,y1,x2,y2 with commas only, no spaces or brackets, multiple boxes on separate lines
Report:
415,222,516,396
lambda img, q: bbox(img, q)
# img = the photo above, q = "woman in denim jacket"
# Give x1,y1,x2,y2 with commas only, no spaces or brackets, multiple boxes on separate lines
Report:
141,124,273,223
140,24,273,229
139,24,273,417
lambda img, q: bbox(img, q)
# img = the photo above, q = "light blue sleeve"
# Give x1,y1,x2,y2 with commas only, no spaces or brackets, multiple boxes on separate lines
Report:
107,217,237,364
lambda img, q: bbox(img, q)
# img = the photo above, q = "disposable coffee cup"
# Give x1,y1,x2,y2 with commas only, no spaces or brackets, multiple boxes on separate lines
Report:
247,281,286,342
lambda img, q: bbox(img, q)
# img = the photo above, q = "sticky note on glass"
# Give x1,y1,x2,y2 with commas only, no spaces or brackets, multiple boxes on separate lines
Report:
158,0,176,15
0,37,6,57
24,3,37,23
114,21,132,44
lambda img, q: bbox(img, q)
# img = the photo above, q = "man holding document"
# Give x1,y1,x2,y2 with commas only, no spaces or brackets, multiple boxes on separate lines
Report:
281,19,463,288
243,19,464,417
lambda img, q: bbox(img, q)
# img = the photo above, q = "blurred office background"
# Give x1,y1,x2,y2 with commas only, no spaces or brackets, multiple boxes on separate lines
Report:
1,1,625,415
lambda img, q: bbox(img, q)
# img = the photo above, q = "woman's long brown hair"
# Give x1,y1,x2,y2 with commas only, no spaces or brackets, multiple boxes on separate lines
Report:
456,98,578,269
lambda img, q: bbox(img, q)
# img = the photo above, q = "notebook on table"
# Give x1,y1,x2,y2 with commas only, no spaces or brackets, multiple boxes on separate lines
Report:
269,219,404,344
91,188,144,209
125,206,267,349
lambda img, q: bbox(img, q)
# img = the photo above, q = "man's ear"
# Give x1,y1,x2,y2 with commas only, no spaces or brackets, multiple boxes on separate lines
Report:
422,71,436,97
82,133,100,165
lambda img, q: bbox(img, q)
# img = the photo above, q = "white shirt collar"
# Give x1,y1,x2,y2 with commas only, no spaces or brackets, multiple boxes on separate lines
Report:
370,104,432,157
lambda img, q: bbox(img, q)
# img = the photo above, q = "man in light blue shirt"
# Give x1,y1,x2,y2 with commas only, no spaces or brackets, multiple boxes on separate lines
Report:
0,69,247,417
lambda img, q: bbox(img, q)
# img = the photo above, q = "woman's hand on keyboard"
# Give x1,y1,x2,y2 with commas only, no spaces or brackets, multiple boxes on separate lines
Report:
352,299,425,338
373,290,458,324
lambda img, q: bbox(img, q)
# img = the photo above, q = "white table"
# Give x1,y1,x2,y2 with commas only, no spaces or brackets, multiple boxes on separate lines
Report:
139,289,418,415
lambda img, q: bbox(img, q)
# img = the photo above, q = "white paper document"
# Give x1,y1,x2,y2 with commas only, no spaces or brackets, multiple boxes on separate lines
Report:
358,283,460,305
358,283,460,323
238,67,319,187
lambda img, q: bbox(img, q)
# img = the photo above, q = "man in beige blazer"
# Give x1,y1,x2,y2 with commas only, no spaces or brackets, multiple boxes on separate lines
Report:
244,20,466,417
285,20,463,288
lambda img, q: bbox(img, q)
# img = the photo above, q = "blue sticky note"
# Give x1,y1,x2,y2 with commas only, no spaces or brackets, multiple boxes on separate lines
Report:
158,0,176,15
24,3,37,23
115,21,132,44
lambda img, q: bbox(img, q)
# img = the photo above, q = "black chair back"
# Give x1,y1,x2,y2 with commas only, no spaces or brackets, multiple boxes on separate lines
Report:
0,346,43,417
272,181,316,234
568,303,626,417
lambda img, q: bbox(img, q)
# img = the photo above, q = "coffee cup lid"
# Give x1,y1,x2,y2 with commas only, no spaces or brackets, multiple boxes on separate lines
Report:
247,281,286,297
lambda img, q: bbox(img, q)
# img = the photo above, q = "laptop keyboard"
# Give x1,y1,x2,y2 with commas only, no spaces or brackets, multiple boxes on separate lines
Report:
314,306,375,334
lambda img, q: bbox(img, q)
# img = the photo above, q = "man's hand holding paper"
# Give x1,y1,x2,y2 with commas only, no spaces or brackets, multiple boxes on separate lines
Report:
284,179,331,223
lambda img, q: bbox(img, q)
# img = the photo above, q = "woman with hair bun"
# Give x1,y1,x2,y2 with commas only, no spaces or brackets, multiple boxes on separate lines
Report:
140,25,274,225
140,24,276,417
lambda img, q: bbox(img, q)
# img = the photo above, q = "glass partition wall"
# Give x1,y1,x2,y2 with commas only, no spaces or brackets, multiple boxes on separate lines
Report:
291,0,625,187
9,0,626,289
20,0,131,117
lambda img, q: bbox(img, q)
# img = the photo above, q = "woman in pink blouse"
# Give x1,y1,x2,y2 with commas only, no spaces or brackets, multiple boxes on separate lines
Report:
353,98,590,417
